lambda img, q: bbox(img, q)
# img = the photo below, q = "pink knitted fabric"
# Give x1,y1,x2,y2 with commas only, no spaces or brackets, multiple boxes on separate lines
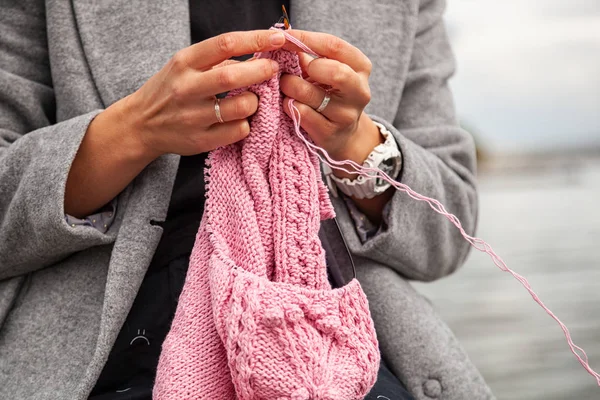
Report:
153,49,380,399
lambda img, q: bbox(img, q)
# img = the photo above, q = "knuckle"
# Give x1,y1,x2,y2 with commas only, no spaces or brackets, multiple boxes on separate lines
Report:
217,69,236,87
217,33,237,55
296,31,307,44
253,33,268,52
326,36,345,56
300,83,316,103
363,87,371,106
332,65,352,85
170,81,187,103
170,52,189,71
330,71,344,87
359,86,371,105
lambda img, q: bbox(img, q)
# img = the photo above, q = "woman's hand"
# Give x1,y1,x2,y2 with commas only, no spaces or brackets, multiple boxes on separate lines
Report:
124,30,286,159
280,30,383,178
65,30,286,217
281,30,392,223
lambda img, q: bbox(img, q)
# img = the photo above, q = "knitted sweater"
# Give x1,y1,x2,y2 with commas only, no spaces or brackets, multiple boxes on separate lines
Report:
153,48,380,399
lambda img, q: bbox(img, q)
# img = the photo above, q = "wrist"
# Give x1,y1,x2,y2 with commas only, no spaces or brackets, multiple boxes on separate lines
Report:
118,94,164,164
332,114,383,181
66,98,160,218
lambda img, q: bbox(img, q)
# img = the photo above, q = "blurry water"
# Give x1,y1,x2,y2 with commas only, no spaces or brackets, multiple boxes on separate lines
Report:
413,156,600,400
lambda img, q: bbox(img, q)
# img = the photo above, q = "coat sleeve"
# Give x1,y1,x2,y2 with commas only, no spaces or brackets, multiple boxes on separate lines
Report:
333,0,478,281
0,1,119,280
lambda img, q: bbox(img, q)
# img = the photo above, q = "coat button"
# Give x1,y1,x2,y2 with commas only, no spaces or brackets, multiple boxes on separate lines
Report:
423,379,442,398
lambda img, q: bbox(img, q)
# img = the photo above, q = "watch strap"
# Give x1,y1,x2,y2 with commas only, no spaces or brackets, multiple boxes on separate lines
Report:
322,122,401,199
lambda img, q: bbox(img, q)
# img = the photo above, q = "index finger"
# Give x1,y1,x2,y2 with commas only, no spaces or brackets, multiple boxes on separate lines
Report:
282,30,370,73
179,30,286,71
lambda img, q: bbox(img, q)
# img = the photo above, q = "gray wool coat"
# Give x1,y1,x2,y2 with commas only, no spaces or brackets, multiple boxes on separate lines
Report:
0,0,494,399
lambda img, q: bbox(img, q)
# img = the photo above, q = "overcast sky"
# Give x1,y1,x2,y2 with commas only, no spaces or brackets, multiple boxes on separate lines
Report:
445,0,600,153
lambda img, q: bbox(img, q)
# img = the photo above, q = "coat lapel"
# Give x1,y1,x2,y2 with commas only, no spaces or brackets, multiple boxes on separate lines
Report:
72,0,191,107
72,0,186,392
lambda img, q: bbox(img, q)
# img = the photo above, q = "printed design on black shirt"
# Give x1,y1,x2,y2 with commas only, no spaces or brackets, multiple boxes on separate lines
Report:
130,329,150,346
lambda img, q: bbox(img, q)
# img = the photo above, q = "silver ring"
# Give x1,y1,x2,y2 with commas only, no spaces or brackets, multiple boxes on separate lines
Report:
214,97,224,123
315,92,331,113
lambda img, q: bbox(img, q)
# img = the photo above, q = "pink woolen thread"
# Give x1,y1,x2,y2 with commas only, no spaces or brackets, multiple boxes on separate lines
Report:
279,28,600,385
153,47,380,399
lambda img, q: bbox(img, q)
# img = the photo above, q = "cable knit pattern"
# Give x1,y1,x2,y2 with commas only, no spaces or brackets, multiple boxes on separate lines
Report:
154,49,380,400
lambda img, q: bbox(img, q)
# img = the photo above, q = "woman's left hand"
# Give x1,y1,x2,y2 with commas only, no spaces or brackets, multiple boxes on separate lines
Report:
281,30,383,177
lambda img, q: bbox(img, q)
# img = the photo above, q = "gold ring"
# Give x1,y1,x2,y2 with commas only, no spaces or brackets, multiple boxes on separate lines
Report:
214,97,224,123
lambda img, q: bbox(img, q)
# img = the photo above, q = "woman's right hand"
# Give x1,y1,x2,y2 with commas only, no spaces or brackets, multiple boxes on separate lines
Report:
65,30,285,218
124,29,285,158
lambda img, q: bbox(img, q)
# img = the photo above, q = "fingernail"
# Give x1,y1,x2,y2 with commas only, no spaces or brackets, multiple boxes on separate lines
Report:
270,32,285,46
241,120,250,136
270,60,279,73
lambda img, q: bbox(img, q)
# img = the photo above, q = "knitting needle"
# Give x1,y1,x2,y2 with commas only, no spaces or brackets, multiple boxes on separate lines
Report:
282,5,290,29
333,217,357,281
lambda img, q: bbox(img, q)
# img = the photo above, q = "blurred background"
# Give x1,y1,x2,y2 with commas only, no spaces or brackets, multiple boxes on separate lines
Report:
412,1,600,399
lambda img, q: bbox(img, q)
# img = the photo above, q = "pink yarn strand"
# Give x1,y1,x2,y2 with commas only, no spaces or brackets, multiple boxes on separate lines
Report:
284,88,600,384
271,25,320,58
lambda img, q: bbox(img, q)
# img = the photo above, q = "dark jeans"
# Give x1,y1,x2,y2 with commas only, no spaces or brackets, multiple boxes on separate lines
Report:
365,360,415,400
90,363,415,400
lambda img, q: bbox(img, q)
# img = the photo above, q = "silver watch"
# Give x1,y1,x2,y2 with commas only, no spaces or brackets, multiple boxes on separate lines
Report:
322,121,402,199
